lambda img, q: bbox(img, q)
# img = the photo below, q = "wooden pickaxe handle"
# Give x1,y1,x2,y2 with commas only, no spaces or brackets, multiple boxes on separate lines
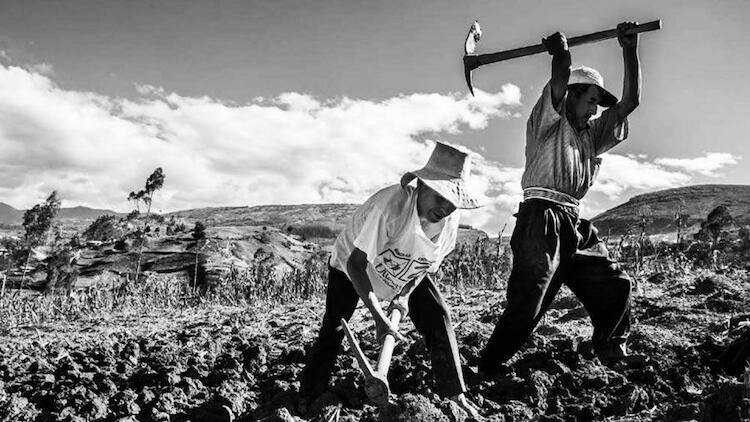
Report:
376,308,402,377
471,20,660,67
464,20,661,95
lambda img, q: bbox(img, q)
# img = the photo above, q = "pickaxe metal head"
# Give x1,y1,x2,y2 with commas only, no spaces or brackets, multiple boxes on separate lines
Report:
463,20,482,96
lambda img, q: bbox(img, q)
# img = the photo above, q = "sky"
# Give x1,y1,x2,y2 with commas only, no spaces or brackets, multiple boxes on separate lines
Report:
0,0,746,233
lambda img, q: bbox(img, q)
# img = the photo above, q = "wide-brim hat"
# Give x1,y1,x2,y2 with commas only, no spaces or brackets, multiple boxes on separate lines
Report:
400,142,482,209
569,66,618,108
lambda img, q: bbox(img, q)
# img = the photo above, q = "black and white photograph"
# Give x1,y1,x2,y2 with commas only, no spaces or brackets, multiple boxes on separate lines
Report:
0,1,748,421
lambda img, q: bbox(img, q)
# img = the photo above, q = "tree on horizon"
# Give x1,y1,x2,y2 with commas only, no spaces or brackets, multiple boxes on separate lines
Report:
131,168,166,281
20,191,62,287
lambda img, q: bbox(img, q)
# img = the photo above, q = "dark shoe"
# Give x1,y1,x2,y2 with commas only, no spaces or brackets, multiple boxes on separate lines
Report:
595,342,628,361
596,343,650,367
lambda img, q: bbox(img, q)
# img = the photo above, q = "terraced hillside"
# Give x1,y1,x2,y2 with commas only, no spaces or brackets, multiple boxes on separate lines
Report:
591,185,750,237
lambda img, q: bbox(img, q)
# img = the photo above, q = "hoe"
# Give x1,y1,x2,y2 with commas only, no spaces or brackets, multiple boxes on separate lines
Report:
341,309,402,406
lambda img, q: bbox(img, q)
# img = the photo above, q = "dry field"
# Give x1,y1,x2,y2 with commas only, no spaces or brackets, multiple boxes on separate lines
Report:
1,253,749,422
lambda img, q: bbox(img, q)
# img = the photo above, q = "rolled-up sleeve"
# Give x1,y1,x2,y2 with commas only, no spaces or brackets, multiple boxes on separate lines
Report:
591,108,629,156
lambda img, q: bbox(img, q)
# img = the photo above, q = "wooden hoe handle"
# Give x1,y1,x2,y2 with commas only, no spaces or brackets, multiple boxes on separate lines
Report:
376,308,402,377
341,308,403,406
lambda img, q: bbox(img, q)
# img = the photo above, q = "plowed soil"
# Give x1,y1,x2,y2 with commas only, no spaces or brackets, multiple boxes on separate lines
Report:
1,270,749,421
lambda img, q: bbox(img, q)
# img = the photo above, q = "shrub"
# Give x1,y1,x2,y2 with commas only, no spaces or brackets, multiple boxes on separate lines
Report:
113,238,131,251
192,222,207,240
149,213,166,224
290,224,337,239
83,215,124,242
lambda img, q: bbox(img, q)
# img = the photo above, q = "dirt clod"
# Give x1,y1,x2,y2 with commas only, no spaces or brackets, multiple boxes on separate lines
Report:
2,270,749,421
378,393,449,422
187,401,235,422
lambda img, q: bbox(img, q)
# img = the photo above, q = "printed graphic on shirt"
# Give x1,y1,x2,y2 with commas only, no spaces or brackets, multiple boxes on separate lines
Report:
374,247,434,290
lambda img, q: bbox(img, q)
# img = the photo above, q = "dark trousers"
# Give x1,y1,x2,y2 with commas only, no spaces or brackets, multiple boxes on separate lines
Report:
480,199,632,366
300,265,466,398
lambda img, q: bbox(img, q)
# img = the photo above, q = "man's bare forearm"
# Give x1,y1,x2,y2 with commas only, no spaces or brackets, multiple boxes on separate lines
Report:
619,46,641,116
550,50,572,107
347,251,389,322
544,31,571,108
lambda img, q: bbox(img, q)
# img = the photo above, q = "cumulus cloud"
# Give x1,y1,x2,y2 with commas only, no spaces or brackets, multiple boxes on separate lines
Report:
0,63,739,234
464,151,738,230
579,151,740,219
28,62,54,76
654,153,740,177
459,156,523,233
591,153,692,198
0,64,523,226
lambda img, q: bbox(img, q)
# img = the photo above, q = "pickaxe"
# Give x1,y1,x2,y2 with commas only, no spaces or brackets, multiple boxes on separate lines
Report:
341,309,402,406
463,20,662,95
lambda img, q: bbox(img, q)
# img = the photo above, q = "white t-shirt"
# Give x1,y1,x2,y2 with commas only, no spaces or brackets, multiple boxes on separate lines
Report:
330,184,459,301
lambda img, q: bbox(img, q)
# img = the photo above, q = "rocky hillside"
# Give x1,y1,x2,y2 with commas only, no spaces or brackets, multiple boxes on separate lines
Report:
168,204,359,233
169,203,489,248
591,185,750,237
5,202,490,292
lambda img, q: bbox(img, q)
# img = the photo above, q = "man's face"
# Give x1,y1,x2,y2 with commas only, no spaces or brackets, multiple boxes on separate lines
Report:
567,85,601,129
417,182,457,223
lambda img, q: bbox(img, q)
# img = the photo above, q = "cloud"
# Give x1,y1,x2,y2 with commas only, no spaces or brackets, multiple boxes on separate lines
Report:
459,156,523,233
134,84,164,96
275,92,321,112
580,151,741,219
28,62,54,76
116,85,523,214
654,153,740,177
0,63,739,235
464,151,738,230
0,47,54,76
591,153,692,199
0,64,523,226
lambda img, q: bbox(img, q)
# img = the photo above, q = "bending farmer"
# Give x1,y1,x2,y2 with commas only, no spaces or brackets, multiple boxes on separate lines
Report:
301,142,481,416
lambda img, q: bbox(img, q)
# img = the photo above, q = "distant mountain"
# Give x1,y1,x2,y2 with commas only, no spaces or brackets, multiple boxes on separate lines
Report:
591,184,750,236
168,203,361,232
0,202,125,226
57,206,127,221
0,202,23,225
169,203,489,246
